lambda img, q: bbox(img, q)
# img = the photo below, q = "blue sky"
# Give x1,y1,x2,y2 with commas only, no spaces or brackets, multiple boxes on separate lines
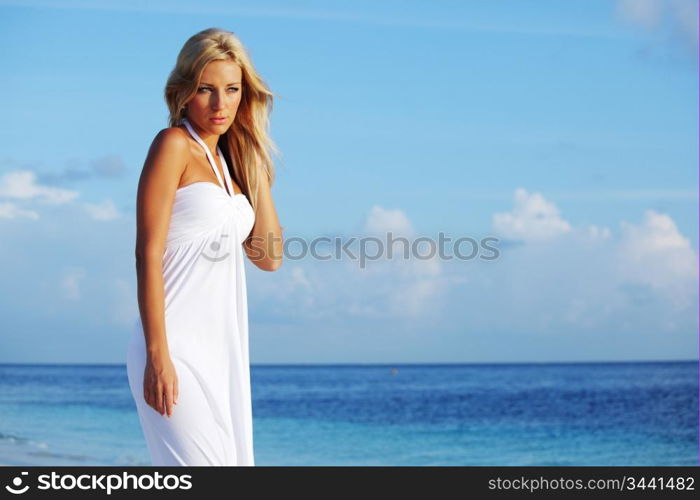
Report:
0,0,697,364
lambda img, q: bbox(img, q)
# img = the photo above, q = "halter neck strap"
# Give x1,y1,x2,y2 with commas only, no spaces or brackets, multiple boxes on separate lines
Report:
181,118,234,197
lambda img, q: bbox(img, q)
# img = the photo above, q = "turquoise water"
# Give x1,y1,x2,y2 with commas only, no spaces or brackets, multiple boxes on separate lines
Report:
0,361,696,466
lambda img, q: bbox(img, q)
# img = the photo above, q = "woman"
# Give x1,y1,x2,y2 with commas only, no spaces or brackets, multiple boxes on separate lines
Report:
126,27,283,466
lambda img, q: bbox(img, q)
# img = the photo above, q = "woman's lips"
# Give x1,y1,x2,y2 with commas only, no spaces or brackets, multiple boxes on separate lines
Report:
210,117,227,124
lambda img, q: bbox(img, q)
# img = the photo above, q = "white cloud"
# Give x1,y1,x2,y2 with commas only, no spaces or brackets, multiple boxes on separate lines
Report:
359,206,445,319
249,188,696,347
0,170,79,204
668,0,699,47
617,0,663,27
467,190,696,336
91,155,127,178
0,202,39,220
615,209,697,308
250,205,447,323
249,264,317,317
363,205,415,237
84,199,121,221
616,0,698,53
60,268,86,301
491,187,572,242
587,224,612,241
290,266,312,290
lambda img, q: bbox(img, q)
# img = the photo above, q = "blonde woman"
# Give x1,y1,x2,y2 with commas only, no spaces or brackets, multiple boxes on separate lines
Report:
126,28,283,466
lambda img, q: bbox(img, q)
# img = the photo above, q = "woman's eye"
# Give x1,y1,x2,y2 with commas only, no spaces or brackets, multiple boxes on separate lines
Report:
198,87,239,92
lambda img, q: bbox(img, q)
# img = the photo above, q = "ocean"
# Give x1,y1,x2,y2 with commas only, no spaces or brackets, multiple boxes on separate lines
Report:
0,361,696,466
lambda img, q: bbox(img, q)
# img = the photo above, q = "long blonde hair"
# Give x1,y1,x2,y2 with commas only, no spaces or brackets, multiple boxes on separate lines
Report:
164,27,280,211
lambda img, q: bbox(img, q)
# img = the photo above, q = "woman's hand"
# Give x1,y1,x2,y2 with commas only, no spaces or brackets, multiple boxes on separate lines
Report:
143,352,179,417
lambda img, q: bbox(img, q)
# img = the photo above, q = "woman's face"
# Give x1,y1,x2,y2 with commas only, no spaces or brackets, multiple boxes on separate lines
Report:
186,59,243,135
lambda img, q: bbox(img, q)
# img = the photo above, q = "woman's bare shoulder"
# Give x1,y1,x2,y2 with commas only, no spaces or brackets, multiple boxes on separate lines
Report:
145,127,190,169
151,125,189,150
139,126,191,192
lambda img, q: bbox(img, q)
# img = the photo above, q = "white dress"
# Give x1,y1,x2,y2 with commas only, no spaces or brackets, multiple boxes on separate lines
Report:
126,118,256,466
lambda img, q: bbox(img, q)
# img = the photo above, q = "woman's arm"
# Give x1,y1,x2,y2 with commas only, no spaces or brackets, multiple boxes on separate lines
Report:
134,128,187,416
243,166,283,271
